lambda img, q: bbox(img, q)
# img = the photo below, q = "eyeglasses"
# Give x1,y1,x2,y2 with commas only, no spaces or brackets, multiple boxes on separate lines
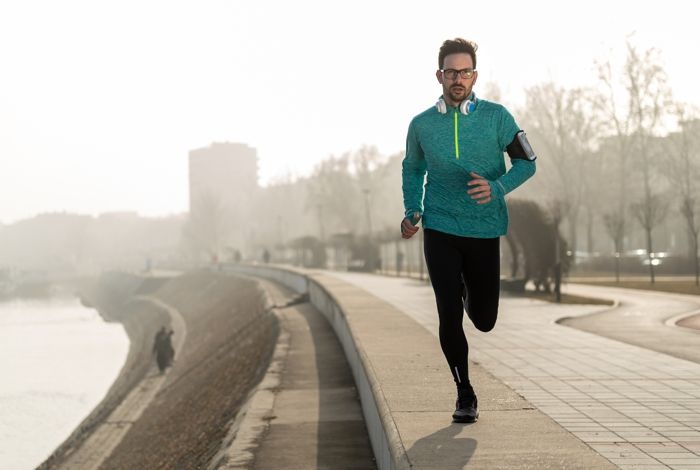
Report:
441,68,475,80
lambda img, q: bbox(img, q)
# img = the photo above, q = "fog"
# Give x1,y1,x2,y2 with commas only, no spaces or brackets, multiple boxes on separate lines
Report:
0,40,700,285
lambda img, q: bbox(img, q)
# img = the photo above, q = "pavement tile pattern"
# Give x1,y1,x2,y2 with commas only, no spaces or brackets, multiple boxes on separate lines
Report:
329,273,700,470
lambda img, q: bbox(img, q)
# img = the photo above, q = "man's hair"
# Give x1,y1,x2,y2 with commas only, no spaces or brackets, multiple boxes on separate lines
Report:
438,38,478,69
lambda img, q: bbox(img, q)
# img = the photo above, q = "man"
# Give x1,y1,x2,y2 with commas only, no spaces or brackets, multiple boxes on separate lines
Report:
401,38,536,423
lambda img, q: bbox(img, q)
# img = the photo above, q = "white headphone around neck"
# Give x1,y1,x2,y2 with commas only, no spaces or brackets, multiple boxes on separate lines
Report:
435,95,476,115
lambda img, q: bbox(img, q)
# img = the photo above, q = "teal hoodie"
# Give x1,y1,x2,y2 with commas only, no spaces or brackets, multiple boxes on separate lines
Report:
402,96,536,238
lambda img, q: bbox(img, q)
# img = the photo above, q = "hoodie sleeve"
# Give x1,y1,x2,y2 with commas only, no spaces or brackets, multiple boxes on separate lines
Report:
490,107,536,198
402,119,427,219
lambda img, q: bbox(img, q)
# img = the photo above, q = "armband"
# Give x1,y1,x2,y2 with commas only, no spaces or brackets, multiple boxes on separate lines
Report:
506,131,537,161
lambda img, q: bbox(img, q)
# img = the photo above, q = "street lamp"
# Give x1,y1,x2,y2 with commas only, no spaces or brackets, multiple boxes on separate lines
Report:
362,188,373,236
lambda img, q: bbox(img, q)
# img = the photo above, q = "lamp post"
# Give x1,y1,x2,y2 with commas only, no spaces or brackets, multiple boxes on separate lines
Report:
316,203,325,242
362,188,376,270
362,188,373,236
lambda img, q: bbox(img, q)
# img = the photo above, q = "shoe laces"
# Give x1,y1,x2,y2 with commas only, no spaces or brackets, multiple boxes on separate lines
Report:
457,388,475,407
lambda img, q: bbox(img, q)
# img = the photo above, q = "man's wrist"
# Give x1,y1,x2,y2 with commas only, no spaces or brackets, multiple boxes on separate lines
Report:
404,210,422,223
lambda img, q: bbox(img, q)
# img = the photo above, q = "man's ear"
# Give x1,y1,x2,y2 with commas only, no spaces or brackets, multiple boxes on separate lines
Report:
472,70,478,87
436,69,443,84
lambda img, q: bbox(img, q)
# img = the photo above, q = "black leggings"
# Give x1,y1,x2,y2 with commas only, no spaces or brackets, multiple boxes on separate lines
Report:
423,229,500,388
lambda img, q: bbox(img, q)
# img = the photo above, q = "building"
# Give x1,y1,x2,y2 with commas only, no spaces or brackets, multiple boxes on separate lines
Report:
187,142,259,258
188,142,259,212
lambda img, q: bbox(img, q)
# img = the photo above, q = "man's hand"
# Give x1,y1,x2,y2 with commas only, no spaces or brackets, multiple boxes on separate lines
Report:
401,217,420,239
467,172,492,204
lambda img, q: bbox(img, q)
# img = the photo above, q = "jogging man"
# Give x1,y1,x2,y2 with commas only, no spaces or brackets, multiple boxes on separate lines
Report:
401,38,536,423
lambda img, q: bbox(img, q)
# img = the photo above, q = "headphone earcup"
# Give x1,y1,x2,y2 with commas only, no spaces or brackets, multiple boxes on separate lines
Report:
435,99,446,114
460,100,475,115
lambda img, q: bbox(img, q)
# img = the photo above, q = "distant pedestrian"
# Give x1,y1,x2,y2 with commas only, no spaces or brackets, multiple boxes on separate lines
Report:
153,326,175,373
262,248,271,264
153,327,166,353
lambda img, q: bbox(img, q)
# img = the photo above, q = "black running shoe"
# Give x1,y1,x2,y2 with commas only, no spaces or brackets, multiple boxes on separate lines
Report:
452,389,478,423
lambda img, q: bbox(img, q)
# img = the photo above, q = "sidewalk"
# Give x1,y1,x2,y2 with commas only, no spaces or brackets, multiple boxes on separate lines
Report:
328,272,700,469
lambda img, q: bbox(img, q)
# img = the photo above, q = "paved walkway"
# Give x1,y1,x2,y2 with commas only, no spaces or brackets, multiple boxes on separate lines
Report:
561,283,700,364
327,272,700,470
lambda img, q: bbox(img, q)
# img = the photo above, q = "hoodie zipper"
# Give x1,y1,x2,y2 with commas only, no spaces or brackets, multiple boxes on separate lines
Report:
454,110,460,159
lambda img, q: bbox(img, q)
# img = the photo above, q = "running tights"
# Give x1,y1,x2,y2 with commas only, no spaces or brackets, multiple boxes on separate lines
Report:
423,228,500,389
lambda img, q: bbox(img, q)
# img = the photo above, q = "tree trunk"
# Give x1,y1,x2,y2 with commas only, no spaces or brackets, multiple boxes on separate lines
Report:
586,207,595,254
568,206,579,265
646,228,655,284
615,255,620,283
554,218,562,303
694,234,699,287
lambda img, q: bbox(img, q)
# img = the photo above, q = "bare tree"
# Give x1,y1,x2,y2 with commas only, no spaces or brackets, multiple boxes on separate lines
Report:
521,83,602,259
630,195,667,283
603,211,625,282
665,106,700,284
305,154,361,237
351,145,382,237
250,172,318,262
597,39,673,283
626,42,672,283
596,49,635,261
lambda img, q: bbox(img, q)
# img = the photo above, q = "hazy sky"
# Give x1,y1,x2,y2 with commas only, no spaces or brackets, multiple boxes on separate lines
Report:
0,0,697,223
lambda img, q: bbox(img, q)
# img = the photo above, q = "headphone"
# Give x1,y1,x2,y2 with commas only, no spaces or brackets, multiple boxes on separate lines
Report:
435,94,477,115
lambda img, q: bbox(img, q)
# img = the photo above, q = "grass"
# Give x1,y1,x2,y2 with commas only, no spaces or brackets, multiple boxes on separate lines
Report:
516,289,614,306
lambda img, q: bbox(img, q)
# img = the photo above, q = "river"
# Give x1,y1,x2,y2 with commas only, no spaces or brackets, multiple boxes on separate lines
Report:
0,297,129,469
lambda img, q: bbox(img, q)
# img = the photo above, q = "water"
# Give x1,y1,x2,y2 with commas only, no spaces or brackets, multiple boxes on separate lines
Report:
0,298,129,469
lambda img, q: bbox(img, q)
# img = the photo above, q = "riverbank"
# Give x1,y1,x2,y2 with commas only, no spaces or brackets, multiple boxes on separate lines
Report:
40,270,278,469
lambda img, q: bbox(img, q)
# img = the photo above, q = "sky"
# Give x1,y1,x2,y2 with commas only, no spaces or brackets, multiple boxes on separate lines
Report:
0,0,697,224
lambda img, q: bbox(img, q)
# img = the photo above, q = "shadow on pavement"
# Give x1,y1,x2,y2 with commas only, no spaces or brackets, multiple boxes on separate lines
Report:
299,304,377,469
407,425,477,468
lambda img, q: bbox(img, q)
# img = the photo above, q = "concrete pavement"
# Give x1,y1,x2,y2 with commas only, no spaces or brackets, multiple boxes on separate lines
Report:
328,272,700,469
231,266,625,469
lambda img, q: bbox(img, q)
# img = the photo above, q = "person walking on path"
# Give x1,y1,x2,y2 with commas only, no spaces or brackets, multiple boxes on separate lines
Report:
401,38,537,423
153,326,175,373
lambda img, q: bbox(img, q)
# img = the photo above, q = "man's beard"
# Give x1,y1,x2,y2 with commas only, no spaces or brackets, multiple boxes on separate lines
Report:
448,85,468,103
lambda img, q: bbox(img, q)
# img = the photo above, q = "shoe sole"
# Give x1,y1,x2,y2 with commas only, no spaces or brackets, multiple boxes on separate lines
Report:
452,413,478,424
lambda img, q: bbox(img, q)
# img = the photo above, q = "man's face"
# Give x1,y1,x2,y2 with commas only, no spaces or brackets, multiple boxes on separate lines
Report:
436,53,478,107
